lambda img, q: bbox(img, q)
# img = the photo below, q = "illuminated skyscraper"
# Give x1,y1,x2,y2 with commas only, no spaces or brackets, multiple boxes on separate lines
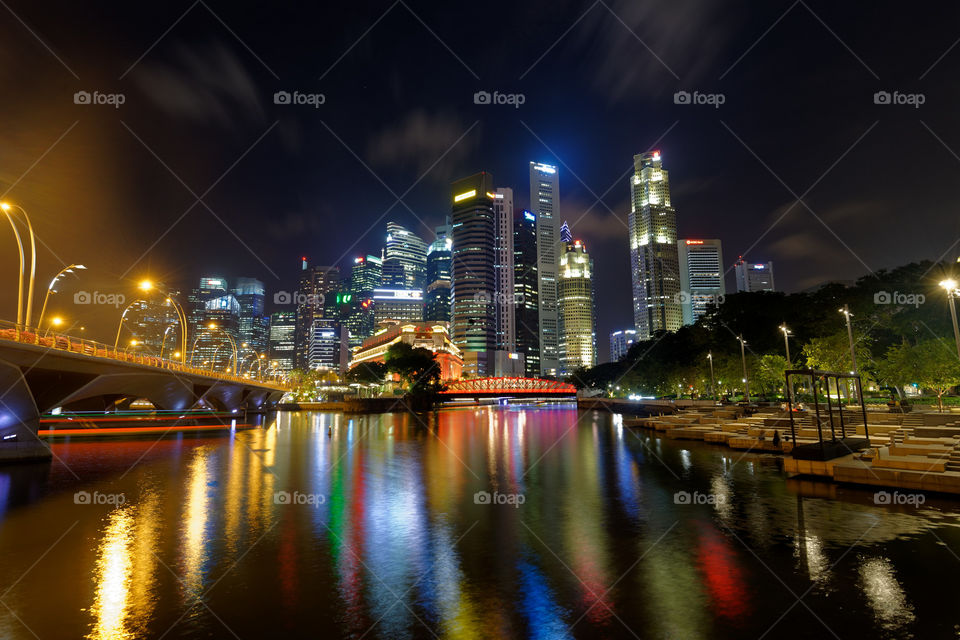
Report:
125,298,180,357
493,187,516,352
451,172,497,377
678,239,725,325
234,277,268,355
294,261,340,369
351,255,382,296
383,222,427,290
629,150,682,340
513,209,540,377
558,237,596,373
735,258,776,292
530,161,560,376
424,220,452,322
610,329,636,361
268,311,296,373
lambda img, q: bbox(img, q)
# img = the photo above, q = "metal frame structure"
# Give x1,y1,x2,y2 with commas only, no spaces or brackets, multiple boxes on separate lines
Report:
785,368,870,457
439,376,577,396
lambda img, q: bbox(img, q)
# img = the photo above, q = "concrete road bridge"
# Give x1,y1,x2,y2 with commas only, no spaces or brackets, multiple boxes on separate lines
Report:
0,325,286,461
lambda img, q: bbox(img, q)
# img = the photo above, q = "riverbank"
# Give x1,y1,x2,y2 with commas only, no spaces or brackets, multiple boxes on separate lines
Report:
620,404,960,496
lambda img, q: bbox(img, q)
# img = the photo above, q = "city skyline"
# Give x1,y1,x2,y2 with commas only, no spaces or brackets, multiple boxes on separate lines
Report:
5,2,959,364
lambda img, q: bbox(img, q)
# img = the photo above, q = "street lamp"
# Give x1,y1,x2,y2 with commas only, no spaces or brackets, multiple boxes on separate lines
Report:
44,315,64,337
737,335,751,404
939,279,960,361
707,352,716,401
38,264,86,329
839,305,858,373
779,324,792,365
1,202,37,329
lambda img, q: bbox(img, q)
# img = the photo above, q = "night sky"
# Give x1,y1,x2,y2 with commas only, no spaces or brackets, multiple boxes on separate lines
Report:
3,0,960,360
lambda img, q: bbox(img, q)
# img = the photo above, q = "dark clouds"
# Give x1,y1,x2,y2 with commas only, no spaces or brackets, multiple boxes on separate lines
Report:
1,0,960,360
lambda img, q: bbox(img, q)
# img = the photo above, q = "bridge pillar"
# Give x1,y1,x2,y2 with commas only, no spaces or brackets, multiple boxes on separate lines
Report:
0,359,51,461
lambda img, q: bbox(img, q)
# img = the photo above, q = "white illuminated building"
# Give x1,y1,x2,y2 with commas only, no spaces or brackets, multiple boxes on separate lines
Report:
629,150,682,340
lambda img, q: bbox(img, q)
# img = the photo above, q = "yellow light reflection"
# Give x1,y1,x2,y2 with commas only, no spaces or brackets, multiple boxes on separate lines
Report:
89,508,134,640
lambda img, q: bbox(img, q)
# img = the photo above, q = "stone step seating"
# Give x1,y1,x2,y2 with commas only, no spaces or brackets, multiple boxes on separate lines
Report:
871,445,948,473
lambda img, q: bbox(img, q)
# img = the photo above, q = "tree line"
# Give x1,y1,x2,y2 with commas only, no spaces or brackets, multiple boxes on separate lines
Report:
570,261,960,410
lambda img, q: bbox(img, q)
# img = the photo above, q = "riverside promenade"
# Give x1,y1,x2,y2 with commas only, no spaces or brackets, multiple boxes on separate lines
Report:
585,398,960,496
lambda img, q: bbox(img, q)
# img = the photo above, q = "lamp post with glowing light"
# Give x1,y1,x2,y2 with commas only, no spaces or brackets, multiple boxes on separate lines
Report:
839,305,858,373
44,315,64,337
1,201,37,329
737,335,751,404
38,264,85,329
707,352,716,401
114,299,147,350
939,279,960,362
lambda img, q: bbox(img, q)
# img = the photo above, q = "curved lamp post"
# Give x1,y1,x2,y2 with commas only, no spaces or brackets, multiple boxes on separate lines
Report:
114,299,148,350
38,264,86,329
1,202,37,329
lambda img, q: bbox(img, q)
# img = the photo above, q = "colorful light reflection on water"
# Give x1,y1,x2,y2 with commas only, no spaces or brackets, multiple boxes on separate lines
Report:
0,406,958,638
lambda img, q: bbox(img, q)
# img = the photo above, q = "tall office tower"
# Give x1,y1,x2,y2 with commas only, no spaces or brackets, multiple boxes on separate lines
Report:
559,220,572,243
294,261,340,369
513,209,540,377
351,255,383,295
558,238,597,373
382,222,428,290
124,298,180,356
451,172,497,377
734,258,776,292
609,329,637,362
530,161,560,376
677,239,725,325
307,318,339,370
188,276,228,338
629,150,682,340
424,220,452,322
493,187,516,352
234,277,268,355
194,292,241,371
268,311,296,373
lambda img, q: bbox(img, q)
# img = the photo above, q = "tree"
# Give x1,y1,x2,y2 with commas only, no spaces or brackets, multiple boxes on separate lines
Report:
345,360,388,384
912,340,960,412
802,331,872,373
384,342,441,394
754,354,789,399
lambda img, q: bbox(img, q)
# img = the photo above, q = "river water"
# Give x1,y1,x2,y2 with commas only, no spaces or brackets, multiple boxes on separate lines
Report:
1,405,959,639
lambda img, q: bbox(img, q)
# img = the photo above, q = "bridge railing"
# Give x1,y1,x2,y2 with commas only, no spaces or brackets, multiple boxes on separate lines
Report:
0,320,286,389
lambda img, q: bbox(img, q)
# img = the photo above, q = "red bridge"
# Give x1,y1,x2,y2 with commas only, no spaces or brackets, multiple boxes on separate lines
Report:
439,377,578,398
